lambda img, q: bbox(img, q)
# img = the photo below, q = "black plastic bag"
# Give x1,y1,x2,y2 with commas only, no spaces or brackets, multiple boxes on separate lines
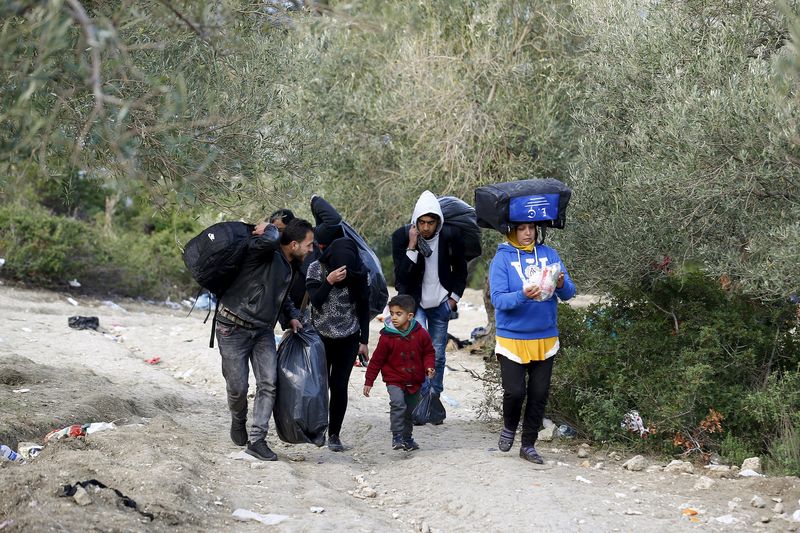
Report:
68,316,99,331
274,328,328,446
412,390,446,426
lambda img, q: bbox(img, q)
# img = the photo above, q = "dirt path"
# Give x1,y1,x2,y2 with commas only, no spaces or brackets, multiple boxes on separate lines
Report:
1,285,798,532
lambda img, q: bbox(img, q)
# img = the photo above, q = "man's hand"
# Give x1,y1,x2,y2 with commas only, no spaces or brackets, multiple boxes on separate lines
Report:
426,368,436,378
556,272,565,289
326,266,347,285
407,225,419,250
447,297,457,311
363,385,372,397
252,222,268,236
357,343,369,362
523,284,542,300
289,319,303,333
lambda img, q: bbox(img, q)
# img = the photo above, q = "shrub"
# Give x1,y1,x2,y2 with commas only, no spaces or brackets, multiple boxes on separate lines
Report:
481,268,800,473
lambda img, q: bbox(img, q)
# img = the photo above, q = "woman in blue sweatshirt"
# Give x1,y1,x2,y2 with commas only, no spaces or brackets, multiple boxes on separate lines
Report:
489,222,576,464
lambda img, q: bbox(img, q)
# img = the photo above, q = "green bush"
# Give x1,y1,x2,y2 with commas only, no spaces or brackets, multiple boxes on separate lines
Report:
0,204,196,299
540,270,800,473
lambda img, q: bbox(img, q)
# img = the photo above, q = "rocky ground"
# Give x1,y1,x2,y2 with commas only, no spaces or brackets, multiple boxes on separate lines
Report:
1,284,799,532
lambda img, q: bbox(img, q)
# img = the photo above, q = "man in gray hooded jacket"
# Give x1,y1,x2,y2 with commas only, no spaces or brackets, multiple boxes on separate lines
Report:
391,191,468,410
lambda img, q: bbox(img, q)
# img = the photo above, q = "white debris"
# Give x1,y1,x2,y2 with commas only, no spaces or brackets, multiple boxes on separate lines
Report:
310,507,325,513
68,279,81,288
66,297,79,306
715,515,738,525
738,469,764,478
575,476,592,484
231,509,289,525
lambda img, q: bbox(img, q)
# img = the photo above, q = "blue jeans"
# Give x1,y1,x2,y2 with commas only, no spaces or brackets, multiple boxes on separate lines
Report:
416,300,451,395
215,319,278,443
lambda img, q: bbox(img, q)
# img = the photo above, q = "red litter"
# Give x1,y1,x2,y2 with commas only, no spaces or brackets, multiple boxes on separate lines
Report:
145,357,161,365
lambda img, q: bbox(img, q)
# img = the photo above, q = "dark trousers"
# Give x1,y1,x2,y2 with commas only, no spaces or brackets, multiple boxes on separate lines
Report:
321,333,359,436
499,354,555,446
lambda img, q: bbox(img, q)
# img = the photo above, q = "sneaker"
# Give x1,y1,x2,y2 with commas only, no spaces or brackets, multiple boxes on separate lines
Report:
245,439,278,461
402,437,420,451
328,434,345,452
498,428,515,452
230,419,247,447
391,433,404,450
519,445,543,464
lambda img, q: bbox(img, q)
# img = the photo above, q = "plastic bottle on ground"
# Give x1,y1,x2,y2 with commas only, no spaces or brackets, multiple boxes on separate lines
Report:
1,445,22,463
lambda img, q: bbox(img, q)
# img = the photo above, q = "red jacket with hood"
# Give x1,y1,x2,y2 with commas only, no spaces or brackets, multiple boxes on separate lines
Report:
364,321,435,394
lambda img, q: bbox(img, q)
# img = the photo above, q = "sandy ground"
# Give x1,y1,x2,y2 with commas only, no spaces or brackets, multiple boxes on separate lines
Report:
1,284,799,532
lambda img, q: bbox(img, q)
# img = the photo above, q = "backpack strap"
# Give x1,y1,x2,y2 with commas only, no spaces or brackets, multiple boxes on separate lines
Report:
208,298,220,349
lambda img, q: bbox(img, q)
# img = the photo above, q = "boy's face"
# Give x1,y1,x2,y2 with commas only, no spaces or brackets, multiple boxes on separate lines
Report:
389,305,414,330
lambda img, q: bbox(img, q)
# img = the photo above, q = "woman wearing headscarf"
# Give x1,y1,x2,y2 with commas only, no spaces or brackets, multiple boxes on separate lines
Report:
489,222,576,464
306,237,370,452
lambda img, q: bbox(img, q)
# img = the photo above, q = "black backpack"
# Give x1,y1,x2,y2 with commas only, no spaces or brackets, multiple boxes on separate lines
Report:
182,221,254,347
182,221,255,296
438,196,482,262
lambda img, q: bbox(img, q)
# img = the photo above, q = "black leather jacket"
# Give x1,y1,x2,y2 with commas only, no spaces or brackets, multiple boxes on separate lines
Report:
220,225,300,329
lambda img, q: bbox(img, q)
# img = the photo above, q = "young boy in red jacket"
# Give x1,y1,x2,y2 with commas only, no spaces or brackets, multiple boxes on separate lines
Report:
363,294,435,451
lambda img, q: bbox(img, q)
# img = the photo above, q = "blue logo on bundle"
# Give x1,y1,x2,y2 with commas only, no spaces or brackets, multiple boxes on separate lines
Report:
509,194,560,223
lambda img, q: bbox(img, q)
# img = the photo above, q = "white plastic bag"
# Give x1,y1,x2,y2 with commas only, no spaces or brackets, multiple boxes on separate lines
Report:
524,263,562,301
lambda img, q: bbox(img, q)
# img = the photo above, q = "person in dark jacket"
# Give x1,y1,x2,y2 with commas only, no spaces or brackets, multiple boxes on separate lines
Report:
391,190,468,408
363,294,435,451
216,218,314,461
306,237,370,452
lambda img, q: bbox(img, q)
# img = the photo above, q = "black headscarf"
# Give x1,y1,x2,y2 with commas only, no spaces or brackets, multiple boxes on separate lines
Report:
319,237,368,304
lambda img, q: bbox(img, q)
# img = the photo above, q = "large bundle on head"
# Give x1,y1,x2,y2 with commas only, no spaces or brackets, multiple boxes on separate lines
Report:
474,178,572,234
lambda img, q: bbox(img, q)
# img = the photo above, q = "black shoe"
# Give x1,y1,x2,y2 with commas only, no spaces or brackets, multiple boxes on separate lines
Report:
392,433,404,450
519,445,543,464
402,437,420,451
230,419,247,447
245,439,278,461
328,434,344,452
498,430,515,453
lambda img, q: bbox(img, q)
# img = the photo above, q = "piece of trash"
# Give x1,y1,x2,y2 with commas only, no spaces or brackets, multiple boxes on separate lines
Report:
228,450,256,461
575,476,592,484
12,388,30,394
682,508,699,516
232,509,289,525
21,327,32,333
18,442,43,460
542,418,555,428
85,422,116,435
0,519,16,530
557,424,577,438
310,507,325,513
470,326,488,339
0,258,5,268
174,368,195,380
145,357,161,365
44,424,86,442
164,298,182,310
440,393,460,408
68,279,81,288
66,297,79,306
621,410,649,437
715,515,738,524
59,480,153,520
738,469,764,477
101,300,127,312
68,316,99,331
1,444,23,463
623,510,643,515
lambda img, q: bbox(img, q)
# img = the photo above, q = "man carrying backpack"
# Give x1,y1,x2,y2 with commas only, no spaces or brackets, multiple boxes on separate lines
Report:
391,191,468,420
216,217,315,461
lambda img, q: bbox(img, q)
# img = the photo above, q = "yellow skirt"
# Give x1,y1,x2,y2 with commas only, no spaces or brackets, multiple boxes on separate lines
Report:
496,336,559,364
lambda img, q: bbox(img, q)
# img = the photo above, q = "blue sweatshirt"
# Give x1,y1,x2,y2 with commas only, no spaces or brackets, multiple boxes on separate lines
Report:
489,242,576,340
